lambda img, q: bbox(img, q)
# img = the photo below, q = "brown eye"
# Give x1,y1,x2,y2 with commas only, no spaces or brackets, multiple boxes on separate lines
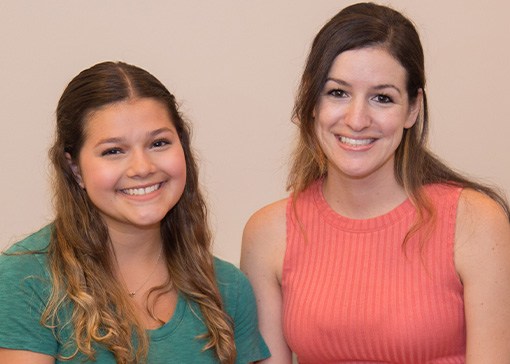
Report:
374,94,393,104
328,89,347,98
101,148,123,156
152,139,171,148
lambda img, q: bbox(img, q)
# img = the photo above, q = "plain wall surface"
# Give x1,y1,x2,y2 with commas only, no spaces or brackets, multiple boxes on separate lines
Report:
1,1,509,265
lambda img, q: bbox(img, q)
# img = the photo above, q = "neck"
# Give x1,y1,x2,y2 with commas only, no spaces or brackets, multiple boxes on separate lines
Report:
322,170,408,219
107,224,163,265
107,224,168,300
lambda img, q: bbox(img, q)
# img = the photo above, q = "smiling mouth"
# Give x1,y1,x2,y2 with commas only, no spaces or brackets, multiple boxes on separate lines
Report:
121,183,162,196
338,136,375,146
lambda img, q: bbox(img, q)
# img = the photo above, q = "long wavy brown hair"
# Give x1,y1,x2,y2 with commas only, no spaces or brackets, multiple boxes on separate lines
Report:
288,2,509,237
46,61,236,363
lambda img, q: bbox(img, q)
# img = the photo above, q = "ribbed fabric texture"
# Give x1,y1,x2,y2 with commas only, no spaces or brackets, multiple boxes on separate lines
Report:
282,181,465,364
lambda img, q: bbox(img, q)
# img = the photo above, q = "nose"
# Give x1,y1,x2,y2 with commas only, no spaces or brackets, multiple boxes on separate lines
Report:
344,99,371,131
127,149,156,178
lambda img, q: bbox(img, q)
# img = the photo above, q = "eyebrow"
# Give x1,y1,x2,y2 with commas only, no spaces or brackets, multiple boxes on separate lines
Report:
93,127,176,147
326,77,402,95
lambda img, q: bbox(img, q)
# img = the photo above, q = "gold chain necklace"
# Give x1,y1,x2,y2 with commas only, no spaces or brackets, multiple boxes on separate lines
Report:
127,246,163,298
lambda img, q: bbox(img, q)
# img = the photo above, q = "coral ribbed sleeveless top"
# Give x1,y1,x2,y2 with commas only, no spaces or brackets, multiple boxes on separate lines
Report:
282,180,465,363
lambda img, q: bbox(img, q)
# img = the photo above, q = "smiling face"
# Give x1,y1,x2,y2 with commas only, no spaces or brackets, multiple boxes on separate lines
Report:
68,97,187,234
314,47,421,184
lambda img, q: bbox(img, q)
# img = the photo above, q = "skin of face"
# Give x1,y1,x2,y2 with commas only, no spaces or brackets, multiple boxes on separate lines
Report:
314,47,421,185
67,97,187,234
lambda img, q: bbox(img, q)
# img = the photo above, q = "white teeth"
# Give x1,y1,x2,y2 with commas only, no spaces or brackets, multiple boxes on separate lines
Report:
339,136,374,146
122,183,161,196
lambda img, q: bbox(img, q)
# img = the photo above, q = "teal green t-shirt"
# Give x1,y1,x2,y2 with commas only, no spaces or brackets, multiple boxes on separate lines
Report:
0,225,270,363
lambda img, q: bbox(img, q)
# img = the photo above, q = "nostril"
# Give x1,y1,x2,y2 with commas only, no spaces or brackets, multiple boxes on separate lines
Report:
127,153,155,177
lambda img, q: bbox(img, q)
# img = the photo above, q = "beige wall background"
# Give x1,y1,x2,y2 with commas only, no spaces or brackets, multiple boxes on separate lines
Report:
1,1,509,265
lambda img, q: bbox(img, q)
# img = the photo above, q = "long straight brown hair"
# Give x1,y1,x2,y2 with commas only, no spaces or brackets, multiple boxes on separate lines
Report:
47,61,236,363
288,3,509,238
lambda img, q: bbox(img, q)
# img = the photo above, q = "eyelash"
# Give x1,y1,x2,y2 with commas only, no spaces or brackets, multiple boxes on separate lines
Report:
374,94,393,104
101,148,123,156
327,89,347,98
152,139,171,148
326,88,394,104
100,139,171,156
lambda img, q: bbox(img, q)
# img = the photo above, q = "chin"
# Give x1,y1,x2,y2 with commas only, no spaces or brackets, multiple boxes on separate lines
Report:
129,213,167,228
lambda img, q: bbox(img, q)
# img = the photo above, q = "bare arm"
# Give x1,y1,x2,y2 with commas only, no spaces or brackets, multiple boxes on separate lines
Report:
241,199,292,364
454,189,510,363
0,349,54,364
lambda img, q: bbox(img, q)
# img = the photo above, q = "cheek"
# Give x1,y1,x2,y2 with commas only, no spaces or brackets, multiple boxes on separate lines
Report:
315,103,338,127
314,109,333,139
313,122,331,159
392,129,405,145
315,128,328,152
383,111,410,135
80,161,118,191
383,122,406,151
163,147,187,178
174,157,187,180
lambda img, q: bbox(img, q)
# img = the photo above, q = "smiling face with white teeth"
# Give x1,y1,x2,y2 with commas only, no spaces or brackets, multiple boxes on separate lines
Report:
67,97,186,233
314,46,421,184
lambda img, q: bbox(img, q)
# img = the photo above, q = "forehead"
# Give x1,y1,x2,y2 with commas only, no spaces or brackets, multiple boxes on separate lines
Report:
83,98,175,137
328,47,407,87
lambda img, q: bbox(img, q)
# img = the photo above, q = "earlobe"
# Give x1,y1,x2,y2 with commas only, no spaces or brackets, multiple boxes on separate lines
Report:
65,152,84,189
405,88,423,129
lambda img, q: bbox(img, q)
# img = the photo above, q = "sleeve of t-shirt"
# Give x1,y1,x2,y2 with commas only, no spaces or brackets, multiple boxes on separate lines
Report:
0,251,59,356
231,268,271,364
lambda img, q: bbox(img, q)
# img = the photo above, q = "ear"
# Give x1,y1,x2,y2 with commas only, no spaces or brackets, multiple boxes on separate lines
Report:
65,152,84,189
404,88,423,129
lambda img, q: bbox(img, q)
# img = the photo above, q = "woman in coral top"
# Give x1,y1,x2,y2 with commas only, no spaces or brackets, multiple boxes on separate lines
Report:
241,3,510,363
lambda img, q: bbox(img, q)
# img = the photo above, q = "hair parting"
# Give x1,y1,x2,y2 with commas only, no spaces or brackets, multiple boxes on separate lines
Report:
45,61,236,363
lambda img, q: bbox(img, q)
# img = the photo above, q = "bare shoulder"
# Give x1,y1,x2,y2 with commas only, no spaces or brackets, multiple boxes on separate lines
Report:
454,190,510,361
241,200,293,362
241,198,288,282
455,188,510,265
457,188,508,221
243,198,288,242
455,189,510,251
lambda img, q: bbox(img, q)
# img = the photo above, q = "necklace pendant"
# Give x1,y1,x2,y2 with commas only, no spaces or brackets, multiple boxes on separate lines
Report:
124,245,163,299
